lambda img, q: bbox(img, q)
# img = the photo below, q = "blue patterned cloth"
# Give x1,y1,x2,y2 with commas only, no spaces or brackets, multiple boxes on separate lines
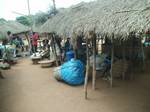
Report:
144,42,150,47
61,59,85,85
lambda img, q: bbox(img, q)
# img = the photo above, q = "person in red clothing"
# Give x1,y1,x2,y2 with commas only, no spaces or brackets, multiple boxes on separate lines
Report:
31,32,39,53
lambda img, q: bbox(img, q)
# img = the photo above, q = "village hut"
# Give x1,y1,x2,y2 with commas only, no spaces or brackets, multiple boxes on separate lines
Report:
0,21,29,36
0,20,30,46
40,0,150,36
40,0,150,98
0,21,31,55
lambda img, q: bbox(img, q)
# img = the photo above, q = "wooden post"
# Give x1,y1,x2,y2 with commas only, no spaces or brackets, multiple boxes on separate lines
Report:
24,33,31,52
92,32,96,90
0,70,4,79
27,0,31,15
110,36,114,87
100,37,103,54
52,34,59,66
52,0,56,15
72,32,77,59
48,34,51,60
122,41,126,80
140,37,145,70
84,35,89,99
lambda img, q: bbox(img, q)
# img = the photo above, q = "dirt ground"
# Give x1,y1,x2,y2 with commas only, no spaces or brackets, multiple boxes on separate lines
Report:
0,58,150,112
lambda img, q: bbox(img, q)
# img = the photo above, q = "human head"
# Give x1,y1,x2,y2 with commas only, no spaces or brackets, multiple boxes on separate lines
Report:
33,32,35,35
67,37,70,41
7,31,11,36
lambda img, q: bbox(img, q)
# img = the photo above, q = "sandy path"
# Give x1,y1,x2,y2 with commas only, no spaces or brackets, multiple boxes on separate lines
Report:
0,58,150,112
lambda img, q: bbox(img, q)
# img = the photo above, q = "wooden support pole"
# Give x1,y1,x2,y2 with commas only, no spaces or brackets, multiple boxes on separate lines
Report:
100,37,103,54
84,35,89,99
0,70,4,79
72,32,77,59
24,33,31,52
52,0,56,15
52,34,59,66
122,41,126,80
130,37,134,80
110,36,114,87
140,37,145,70
92,32,96,90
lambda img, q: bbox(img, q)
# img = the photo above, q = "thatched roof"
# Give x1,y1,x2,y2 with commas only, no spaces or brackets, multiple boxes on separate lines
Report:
0,31,6,40
32,24,43,33
0,21,29,39
40,0,150,39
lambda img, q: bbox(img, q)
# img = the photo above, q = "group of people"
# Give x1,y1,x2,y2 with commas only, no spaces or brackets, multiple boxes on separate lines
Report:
0,31,25,62
8,32,24,52
30,32,86,63
6,31,24,57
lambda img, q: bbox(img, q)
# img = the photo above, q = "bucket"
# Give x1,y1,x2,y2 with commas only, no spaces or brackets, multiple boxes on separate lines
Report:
66,51,74,61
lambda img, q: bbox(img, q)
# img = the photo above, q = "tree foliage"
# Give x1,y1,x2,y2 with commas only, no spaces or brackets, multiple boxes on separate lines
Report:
15,4,58,27
16,16,32,26
33,12,49,26
48,5,57,15
0,18,6,23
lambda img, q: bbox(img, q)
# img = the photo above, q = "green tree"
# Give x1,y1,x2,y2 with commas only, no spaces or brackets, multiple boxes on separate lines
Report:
16,16,32,26
0,18,7,24
33,12,49,26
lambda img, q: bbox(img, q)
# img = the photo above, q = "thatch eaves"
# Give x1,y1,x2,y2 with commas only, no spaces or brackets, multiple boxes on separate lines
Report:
0,21,29,34
0,21,29,39
40,0,150,39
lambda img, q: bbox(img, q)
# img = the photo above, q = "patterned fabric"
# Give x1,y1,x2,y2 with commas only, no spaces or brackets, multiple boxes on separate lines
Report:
61,59,85,85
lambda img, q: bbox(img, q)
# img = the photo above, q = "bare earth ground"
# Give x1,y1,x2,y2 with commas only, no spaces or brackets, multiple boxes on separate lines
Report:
0,58,150,112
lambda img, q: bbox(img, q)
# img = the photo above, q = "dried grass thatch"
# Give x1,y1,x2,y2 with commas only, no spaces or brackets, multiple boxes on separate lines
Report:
32,24,41,33
40,0,150,39
0,21,29,39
